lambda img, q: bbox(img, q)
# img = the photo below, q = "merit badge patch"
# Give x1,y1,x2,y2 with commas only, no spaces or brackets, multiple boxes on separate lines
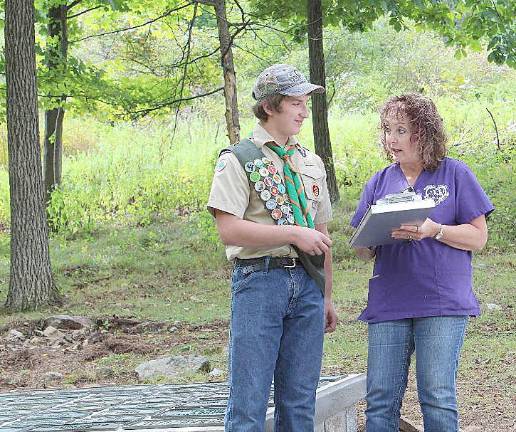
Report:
215,160,227,172
242,155,295,227
271,208,282,220
312,184,320,198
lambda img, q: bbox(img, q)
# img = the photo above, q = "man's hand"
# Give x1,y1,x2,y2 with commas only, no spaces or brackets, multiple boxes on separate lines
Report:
291,226,332,256
324,299,338,333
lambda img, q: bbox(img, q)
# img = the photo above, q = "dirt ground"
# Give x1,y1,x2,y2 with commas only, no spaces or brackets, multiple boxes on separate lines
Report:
0,317,228,389
1,317,514,432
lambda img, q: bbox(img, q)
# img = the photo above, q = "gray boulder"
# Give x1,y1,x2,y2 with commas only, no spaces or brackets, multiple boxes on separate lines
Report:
44,315,94,330
209,368,223,377
7,329,25,342
42,325,64,339
135,355,210,380
42,372,64,383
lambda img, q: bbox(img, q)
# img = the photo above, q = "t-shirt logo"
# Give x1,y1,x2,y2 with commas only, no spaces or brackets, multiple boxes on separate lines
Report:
423,184,449,206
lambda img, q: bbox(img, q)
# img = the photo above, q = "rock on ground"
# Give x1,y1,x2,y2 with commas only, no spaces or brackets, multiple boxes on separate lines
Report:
44,315,94,330
135,355,210,380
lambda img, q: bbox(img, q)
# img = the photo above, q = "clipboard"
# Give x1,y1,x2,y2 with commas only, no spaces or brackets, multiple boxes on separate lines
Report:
349,196,435,248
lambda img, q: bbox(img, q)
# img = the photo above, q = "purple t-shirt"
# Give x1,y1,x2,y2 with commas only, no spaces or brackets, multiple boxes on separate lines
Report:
351,157,494,323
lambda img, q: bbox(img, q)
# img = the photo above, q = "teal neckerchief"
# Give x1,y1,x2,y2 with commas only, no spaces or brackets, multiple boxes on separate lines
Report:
266,143,314,228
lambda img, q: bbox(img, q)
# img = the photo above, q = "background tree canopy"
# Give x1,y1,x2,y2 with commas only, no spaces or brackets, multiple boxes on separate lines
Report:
250,0,515,66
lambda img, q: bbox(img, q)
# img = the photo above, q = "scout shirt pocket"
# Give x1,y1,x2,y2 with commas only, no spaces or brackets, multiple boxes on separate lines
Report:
300,164,324,219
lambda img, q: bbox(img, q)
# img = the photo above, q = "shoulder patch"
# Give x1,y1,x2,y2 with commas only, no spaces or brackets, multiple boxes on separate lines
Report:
215,159,227,172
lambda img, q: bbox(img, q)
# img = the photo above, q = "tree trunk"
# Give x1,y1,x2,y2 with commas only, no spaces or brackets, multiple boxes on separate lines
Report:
307,0,340,203
214,0,240,144
44,3,68,205
4,0,59,311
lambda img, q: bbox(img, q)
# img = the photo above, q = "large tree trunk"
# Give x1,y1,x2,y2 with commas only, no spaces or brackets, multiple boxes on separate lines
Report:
43,3,68,205
307,0,339,203
4,0,59,311
214,0,240,144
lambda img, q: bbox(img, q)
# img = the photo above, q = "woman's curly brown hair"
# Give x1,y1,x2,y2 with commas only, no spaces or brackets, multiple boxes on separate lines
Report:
379,93,447,171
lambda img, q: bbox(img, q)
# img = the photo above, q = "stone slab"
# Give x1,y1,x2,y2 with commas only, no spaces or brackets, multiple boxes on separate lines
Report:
0,374,366,432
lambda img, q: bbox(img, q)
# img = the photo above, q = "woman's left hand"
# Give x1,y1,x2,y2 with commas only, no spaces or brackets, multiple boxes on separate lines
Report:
391,218,440,241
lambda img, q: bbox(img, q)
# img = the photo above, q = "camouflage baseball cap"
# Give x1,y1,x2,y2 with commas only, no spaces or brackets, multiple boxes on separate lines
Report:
252,64,325,102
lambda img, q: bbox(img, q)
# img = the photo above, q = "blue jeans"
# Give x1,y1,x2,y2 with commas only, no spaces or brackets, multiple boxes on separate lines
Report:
225,258,325,432
365,316,468,432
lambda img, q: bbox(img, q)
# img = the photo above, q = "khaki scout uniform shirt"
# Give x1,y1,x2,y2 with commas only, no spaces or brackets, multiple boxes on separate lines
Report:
207,123,332,261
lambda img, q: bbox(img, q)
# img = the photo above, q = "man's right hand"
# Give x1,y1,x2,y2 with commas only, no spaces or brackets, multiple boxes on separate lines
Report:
290,226,332,256
214,211,332,253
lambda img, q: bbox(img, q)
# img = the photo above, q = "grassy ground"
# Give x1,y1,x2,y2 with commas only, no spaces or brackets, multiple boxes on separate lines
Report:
0,205,514,430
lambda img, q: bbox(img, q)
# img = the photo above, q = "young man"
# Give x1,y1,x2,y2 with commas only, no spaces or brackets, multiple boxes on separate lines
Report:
207,64,337,432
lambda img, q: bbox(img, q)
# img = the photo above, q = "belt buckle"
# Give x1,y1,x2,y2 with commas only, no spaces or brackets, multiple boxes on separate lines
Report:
283,258,296,269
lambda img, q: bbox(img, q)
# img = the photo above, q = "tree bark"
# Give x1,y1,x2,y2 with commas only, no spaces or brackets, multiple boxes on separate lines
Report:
307,0,340,203
214,0,240,144
4,0,59,311
44,3,68,205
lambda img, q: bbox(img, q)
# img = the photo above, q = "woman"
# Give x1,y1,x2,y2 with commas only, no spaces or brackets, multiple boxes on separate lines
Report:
351,93,494,432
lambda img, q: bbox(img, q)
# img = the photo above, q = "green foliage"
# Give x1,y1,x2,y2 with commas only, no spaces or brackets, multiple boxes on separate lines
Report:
318,19,514,112
250,0,516,67
59,1,225,119
329,111,386,201
0,170,9,224
188,211,221,247
473,149,515,249
0,0,229,122
1,90,513,250
436,96,515,249
38,116,226,235
2,96,512,250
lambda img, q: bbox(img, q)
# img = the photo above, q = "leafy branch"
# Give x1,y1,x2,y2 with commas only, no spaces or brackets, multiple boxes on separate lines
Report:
127,86,224,117
70,2,194,44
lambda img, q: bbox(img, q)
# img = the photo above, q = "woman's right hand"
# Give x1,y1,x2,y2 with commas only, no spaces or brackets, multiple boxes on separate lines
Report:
393,218,440,241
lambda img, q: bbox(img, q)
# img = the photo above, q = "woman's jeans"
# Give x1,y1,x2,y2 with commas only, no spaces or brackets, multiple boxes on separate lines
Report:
225,259,324,432
366,316,468,432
